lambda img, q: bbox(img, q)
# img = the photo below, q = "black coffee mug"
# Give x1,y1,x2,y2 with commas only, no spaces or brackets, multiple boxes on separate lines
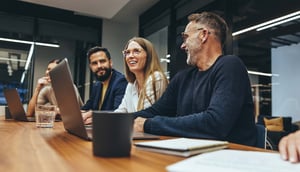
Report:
92,111,133,157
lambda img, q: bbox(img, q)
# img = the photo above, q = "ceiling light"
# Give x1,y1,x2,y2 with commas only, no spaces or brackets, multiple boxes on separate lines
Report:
160,58,170,63
24,44,34,71
0,37,60,48
0,37,33,44
256,15,300,31
233,10,300,36
34,42,59,48
20,71,26,84
248,70,279,77
21,44,34,84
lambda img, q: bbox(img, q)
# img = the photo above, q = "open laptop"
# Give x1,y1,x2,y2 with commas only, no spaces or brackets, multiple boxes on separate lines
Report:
49,58,159,141
3,88,35,122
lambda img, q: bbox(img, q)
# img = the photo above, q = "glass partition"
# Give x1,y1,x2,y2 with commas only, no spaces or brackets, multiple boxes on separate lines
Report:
0,45,33,105
146,26,170,79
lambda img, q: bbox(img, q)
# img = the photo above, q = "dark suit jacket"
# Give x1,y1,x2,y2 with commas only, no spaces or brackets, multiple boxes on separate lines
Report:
81,69,127,111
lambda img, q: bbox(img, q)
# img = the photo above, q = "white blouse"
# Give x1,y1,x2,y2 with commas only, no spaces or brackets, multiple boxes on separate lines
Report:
115,71,168,113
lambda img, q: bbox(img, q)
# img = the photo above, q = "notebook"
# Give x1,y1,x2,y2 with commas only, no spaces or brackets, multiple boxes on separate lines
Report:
49,58,160,141
3,88,35,122
135,138,229,157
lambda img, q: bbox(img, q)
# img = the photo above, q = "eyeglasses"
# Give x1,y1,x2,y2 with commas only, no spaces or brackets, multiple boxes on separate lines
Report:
181,28,209,42
122,48,144,57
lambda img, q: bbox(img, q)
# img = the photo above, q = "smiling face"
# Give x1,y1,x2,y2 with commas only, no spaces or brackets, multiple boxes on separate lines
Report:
124,41,147,76
89,51,112,82
181,21,203,66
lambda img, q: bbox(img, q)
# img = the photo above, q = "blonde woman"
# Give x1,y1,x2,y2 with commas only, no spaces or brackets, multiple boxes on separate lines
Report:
115,37,168,112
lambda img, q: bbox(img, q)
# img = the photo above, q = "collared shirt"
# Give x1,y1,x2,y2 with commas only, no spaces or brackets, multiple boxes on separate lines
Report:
115,71,168,113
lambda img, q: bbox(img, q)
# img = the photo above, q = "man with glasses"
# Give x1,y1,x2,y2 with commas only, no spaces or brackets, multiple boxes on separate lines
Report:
134,12,257,146
81,46,127,124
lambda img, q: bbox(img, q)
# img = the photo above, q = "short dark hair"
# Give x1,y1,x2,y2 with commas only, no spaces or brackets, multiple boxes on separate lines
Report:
48,58,63,65
86,46,111,63
188,12,228,47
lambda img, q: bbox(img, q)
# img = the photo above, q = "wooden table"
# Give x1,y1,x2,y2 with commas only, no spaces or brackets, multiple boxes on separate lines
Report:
0,117,271,172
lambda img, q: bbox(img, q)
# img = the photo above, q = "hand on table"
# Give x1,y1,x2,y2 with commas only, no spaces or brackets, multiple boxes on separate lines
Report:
82,110,92,125
279,130,300,163
134,117,146,132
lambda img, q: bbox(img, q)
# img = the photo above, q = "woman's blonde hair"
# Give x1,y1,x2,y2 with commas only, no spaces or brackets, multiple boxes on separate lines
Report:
123,37,168,110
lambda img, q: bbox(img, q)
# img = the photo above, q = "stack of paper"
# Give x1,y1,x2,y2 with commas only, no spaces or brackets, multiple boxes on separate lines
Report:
166,149,300,172
134,138,228,157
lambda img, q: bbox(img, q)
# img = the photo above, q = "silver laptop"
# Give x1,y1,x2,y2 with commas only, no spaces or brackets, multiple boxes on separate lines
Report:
49,58,160,141
3,88,35,122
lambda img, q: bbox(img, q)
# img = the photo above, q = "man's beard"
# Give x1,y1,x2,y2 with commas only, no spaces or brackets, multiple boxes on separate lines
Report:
95,67,112,82
186,54,192,65
186,53,196,67
186,43,201,67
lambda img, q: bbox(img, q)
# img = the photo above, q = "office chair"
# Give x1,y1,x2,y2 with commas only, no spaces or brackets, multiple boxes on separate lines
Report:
256,124,267,149
257,115,298,150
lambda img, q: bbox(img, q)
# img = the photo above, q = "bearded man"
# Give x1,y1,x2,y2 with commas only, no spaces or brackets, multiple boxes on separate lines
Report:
81,46,127,114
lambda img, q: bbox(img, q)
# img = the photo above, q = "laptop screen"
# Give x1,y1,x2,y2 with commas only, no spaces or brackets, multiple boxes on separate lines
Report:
49,58,90,140
3,88,28,121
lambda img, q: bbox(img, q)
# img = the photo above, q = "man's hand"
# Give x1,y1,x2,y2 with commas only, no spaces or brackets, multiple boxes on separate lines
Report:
279,130,300,163
82,110,92,125
134,117,147,132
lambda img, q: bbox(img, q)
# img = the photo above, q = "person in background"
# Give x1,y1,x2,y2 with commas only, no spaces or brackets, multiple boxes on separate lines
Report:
27,59,83,117
279,130,300,163
114,37,168,113
81,47,127,124
133,11,257,146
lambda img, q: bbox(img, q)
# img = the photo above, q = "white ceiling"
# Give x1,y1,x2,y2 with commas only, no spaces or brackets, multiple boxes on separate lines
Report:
20,0,159,23
0,0,160,75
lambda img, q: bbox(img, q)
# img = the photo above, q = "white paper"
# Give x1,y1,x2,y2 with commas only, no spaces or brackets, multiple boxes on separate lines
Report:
135,138,228,151
166,149,300,172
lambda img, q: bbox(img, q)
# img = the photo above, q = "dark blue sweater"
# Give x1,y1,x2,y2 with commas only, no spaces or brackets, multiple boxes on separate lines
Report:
134,55,257,146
